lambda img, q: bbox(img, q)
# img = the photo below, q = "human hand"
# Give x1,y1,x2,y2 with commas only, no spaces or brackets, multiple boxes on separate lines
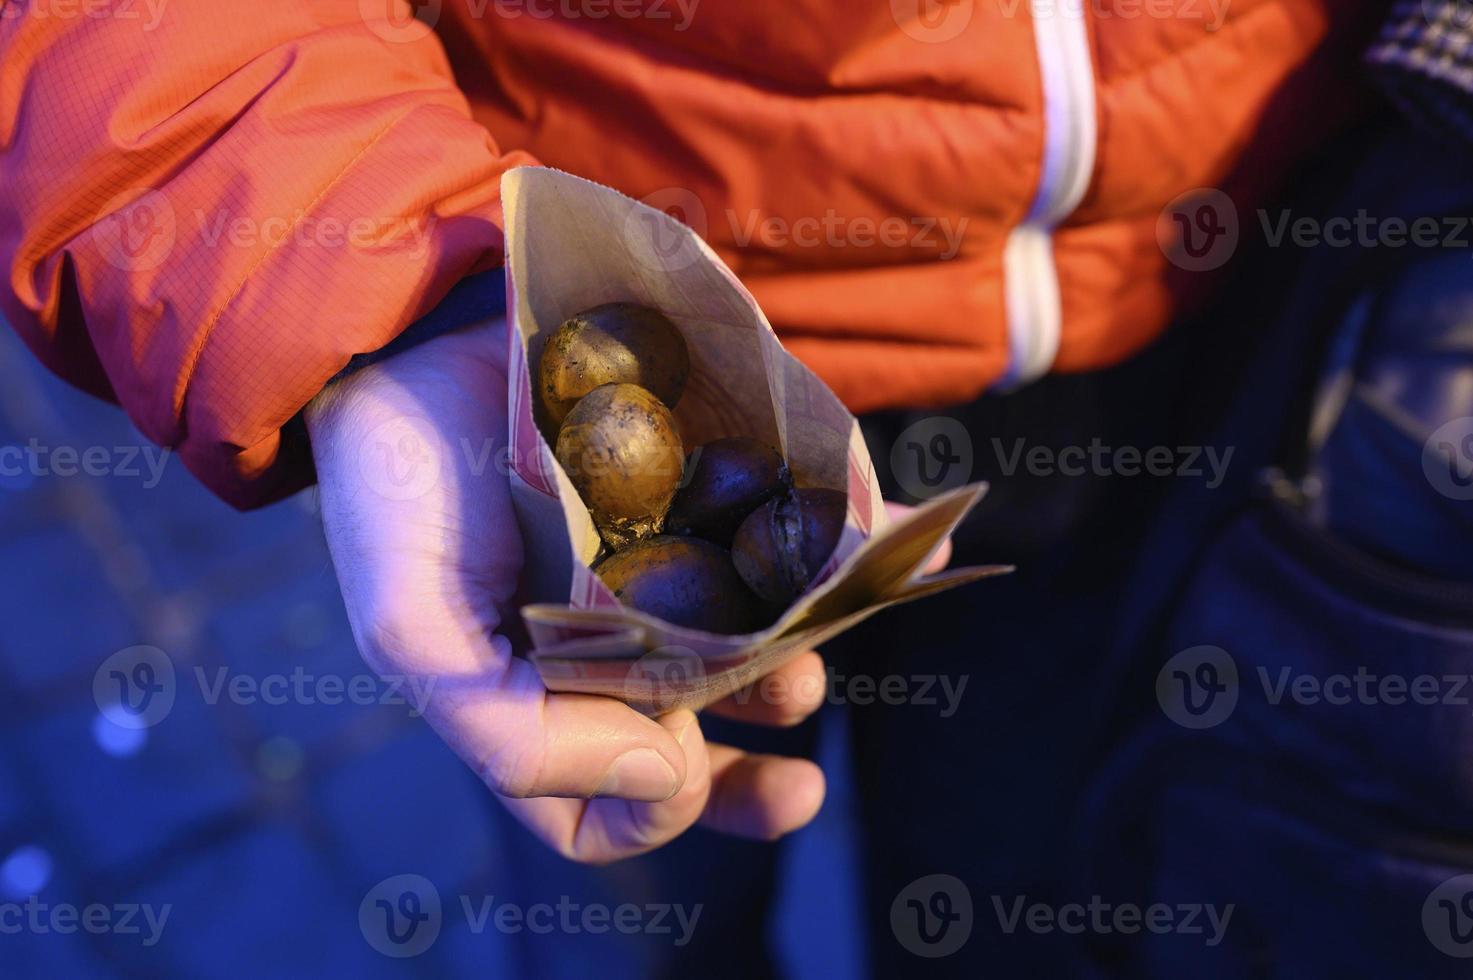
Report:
306,318,851,862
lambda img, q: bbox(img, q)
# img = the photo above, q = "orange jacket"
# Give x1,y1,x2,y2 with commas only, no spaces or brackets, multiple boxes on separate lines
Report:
0,1,1380,507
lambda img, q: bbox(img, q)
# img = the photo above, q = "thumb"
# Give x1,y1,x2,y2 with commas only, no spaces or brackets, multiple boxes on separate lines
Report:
380,624,688,803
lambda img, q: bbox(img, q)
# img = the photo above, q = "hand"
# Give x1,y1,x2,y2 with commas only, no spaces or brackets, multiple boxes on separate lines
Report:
307,318,842,863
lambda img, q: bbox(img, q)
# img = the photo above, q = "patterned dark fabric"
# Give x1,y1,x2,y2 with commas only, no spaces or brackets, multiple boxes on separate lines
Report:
1367,0,1473,142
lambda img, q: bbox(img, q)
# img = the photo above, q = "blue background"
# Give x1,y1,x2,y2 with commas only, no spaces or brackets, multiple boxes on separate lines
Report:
0,321,865,978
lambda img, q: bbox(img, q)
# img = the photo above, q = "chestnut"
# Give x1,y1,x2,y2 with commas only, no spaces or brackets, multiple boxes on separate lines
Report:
596,535,764,634
666,438,792,545
731,488,848,606
538,302,691,427
555,383,684,549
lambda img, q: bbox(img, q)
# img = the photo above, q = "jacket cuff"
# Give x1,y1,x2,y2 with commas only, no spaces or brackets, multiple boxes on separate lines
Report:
328,270,507,386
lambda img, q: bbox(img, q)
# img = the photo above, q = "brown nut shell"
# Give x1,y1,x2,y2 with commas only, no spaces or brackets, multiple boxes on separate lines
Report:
666,438,792,546
555,383,684,549
538,302,691,427
730,488,847,606
596,535,763,635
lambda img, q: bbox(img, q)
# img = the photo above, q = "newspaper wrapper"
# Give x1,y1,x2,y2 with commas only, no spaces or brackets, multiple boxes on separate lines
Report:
502,167,1007,714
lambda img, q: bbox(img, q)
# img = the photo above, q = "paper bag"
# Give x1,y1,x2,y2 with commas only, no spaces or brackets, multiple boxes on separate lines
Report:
501,167,1007,713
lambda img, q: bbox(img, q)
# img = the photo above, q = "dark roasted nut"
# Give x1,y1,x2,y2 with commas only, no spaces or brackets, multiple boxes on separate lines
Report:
730,488,847,606
538,302,691,427
596,535,763,634
555,383,684,549
666,438,792,545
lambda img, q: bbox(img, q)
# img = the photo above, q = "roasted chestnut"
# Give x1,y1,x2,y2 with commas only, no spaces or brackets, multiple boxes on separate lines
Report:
666,438,792,545
555,383,684,549
596,535,763,634
731,488,847,606
538,302,691,427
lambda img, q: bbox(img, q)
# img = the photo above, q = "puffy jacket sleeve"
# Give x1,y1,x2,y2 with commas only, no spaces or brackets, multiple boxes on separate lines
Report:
0,1,532,507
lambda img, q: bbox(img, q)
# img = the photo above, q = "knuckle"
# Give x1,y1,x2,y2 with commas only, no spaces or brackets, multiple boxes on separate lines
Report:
479,741,546,799
555,838,612,865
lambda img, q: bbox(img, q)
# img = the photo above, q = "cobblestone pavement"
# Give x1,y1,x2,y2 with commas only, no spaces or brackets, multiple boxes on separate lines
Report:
0,323,861,979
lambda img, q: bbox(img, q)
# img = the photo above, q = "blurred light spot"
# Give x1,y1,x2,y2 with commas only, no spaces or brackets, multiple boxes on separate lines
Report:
256,736,305,782
92,711,148,758
98,542,150,596
149,595,202,651
1,845,52,899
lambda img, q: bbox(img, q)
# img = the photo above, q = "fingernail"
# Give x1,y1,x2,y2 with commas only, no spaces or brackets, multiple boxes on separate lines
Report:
662,708,698,746
596,748,679,801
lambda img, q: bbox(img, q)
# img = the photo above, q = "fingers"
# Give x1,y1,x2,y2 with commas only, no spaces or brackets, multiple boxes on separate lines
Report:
575,709,713,858
698,741,825,841
357,596,690,806
705,650,828,727
503,708,711,863
884,500,953,573
335,561,689,806
926,534,954,574
510,714,826,862
426,656,689,803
